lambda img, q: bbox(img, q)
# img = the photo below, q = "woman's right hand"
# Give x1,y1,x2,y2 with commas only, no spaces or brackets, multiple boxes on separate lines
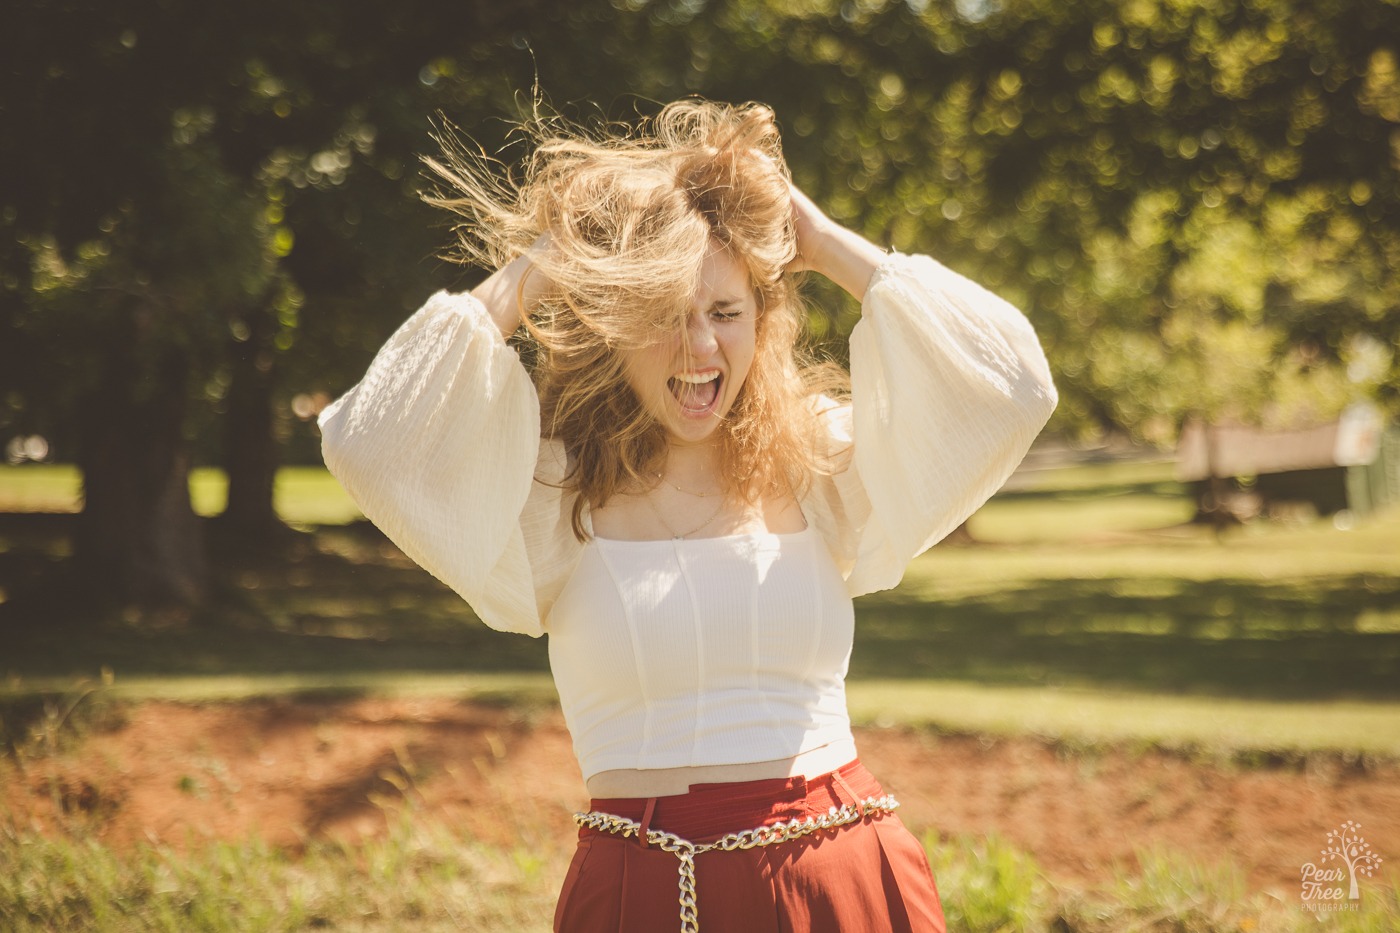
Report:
470,233,553,340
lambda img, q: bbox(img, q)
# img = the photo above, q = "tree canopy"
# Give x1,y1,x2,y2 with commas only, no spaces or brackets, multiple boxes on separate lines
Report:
3,0,1397,606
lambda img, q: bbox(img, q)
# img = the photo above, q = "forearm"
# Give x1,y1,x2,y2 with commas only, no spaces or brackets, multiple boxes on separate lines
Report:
805,223,887,304
470,254,530,341
788,185,886,302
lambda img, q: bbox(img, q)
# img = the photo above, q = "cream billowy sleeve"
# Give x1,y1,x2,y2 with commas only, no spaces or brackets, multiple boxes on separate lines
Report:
317,290,581,638
801,251,1059,597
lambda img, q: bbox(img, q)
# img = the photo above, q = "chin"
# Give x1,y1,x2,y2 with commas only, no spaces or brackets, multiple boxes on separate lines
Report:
664,417,723,446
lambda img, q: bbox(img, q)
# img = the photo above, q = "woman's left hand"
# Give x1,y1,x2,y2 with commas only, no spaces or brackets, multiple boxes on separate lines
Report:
784,182,886,301
786,182,832,275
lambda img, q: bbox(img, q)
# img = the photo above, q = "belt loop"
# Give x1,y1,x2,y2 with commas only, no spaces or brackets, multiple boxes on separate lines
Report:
637,796,658,848
832,770,861,807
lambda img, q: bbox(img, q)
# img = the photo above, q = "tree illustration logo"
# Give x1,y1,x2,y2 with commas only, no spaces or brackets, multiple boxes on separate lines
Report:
1300,820,1383,911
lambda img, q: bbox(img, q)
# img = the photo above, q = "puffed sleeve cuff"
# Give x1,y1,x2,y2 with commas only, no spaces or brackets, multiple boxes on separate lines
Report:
318,291,546,637
841,252,1058,596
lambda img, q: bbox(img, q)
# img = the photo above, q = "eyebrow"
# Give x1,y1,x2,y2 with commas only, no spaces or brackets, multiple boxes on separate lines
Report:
708,298,743,311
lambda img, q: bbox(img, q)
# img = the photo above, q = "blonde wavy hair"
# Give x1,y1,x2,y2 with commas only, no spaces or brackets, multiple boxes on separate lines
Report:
425,99,847,540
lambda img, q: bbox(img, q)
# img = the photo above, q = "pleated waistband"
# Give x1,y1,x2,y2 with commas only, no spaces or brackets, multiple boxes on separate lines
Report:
580,758,883,844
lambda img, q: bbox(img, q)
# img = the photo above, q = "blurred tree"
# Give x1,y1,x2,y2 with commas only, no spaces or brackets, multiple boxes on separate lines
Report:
1,0,727,605
801,0,1400,446
5,0,1400,614
3,2,284,605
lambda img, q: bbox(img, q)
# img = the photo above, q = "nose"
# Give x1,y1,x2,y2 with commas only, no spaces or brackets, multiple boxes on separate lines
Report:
684,311,718,358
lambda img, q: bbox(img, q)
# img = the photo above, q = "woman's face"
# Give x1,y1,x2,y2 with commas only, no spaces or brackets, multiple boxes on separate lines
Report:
621,245,758,448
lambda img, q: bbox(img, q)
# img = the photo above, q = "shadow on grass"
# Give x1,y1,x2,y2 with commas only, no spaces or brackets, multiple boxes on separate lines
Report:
0,517,549,681
853,574,1400,699
2,513,1397,702
997,474,1187,502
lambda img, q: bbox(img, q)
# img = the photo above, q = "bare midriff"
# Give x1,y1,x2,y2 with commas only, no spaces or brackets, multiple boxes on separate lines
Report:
584,737,857,798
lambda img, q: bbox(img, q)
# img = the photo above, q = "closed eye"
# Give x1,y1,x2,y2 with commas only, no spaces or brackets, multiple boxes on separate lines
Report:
708,299,748,322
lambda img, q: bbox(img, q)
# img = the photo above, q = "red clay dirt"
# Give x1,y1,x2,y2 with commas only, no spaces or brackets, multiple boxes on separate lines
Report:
4,697,1397,904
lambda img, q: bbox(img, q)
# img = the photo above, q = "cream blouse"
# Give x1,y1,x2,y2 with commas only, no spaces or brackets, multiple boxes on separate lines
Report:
318,252,1058,641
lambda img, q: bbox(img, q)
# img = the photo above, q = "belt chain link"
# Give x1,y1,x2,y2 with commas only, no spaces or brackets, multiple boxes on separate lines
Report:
572,793,900,933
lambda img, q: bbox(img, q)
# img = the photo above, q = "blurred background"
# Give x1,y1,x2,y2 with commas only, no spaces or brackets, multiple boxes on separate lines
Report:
3,0,1399,607
2,1,1399,930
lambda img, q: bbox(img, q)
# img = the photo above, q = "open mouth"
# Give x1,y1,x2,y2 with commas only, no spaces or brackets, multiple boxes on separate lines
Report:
667,370,723,419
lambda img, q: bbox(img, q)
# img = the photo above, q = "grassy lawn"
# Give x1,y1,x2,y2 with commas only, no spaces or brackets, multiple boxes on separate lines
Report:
857,476,1400,703
4,819,1395,932
0,465,363,527
3,460,1400,931
2,459,1399,759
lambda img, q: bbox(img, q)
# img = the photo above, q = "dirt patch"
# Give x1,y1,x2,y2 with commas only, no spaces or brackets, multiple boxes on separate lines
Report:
4,697,1397,901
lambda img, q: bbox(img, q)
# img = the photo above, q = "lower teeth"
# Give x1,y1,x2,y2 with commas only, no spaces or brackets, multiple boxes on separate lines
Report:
672,378,718,412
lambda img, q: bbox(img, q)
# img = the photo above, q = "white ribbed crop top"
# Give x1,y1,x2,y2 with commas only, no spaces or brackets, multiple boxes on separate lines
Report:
547,521,856,780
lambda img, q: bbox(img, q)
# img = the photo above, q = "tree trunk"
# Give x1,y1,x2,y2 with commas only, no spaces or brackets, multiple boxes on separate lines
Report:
219,300,284,543
1194,420,1240,537
75,312,207,608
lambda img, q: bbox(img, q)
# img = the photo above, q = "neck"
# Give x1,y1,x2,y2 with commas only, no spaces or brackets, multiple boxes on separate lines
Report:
661,439,723,491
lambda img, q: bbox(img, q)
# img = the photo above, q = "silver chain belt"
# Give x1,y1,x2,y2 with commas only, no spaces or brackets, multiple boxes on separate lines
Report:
572,792,900,933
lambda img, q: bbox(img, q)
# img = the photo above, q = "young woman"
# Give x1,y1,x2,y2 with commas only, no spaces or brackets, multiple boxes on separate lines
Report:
319,100,1057,932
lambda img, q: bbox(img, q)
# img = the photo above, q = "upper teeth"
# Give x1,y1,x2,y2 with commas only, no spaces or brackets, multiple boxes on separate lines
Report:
674,372,719,384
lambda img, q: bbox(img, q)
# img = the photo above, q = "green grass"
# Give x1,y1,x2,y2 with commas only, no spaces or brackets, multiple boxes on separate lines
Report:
977,458,1198,543
0,465,361,526
2,817,1395,932
0,465,84,514
2,460,1400,760
6,673,1395,765
0,671,558,705
851,464,1400,701
846,680,1400,760
0,813,564,932
3,460,1400,928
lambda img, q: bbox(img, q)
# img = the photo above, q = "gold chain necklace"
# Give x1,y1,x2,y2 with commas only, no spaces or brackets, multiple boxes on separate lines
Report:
644,491,728,540
653,471,718,498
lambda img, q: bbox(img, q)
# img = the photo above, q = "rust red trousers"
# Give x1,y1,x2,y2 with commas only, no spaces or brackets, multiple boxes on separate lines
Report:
553,759,946,932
